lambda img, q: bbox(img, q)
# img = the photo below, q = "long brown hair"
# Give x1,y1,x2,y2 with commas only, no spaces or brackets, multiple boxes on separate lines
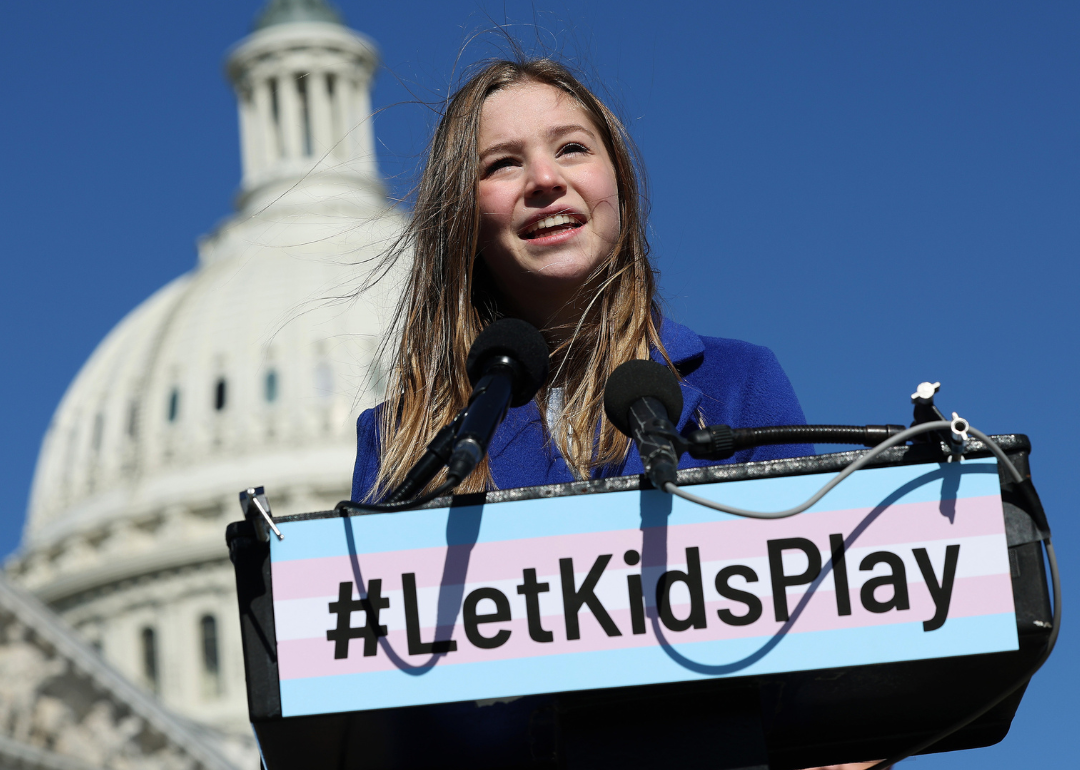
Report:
370,57,671,498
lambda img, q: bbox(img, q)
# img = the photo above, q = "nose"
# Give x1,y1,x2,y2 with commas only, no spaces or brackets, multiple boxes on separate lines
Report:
525,155,566,199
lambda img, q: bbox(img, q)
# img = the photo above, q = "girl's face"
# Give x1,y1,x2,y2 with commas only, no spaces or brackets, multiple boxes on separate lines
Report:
476,82,621,329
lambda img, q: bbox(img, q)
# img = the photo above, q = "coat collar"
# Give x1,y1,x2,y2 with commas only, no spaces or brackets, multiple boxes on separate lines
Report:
651,317,705,431
651,317,705,370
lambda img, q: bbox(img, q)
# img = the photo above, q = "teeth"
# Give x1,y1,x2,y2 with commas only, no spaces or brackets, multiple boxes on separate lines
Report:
523,213,579,236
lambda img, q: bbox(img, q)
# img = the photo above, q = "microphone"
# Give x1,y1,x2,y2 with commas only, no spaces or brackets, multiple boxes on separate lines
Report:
445,319,550,485
382,413,463,504
603,360,684,490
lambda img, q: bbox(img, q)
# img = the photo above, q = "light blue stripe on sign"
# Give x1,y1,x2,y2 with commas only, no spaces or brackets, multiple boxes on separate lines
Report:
279,611,1017,716
273,458,1000,563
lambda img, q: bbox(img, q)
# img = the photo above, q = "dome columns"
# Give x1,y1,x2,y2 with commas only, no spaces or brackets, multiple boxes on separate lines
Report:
227,22,382,213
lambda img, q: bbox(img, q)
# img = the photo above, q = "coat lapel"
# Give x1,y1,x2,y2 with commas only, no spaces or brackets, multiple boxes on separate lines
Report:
652,318,706,433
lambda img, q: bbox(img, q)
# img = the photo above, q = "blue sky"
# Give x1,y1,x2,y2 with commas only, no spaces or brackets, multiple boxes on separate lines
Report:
1,1,1077,765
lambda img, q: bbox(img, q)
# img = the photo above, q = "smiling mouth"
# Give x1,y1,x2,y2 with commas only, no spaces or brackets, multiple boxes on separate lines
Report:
520,213,584,240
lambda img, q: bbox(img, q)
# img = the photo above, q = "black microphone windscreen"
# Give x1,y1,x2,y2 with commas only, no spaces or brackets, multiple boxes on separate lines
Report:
604,360,684,435
466,318,550,407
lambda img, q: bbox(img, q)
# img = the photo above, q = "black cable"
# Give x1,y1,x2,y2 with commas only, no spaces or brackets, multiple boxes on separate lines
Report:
333,479,457,515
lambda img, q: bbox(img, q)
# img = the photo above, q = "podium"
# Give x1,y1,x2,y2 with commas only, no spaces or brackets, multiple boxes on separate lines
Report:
227,435,1052,769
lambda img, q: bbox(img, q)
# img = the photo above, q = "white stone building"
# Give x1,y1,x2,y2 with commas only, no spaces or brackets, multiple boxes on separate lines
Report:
2,0,404,765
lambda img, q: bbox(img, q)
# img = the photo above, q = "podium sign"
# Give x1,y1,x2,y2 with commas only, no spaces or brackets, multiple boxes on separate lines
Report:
270,457,1016,718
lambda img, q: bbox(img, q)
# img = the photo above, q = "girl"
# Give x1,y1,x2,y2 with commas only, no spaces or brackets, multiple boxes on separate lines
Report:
352,58,809,502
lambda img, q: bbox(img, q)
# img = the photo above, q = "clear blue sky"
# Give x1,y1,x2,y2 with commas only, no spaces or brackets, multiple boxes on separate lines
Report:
1,1,1076,766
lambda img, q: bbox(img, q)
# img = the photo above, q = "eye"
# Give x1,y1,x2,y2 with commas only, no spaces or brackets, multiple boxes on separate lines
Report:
482,156,516,177
559,141,590,157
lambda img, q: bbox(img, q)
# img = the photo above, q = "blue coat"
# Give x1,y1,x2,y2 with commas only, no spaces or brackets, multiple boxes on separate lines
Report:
351,319,811,501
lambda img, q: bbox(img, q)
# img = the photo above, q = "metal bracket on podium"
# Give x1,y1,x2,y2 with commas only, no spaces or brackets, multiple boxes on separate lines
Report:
240,486,282,541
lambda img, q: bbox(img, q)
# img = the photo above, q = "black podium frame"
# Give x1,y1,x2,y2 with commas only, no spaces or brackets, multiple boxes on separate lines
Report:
227,435,1052,770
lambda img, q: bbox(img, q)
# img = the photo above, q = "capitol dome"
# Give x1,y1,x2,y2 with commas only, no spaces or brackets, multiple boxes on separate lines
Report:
7,0,404,754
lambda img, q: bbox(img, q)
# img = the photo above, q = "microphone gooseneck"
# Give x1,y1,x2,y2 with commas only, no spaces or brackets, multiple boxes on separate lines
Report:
444,319,550,485
685,423,909,461
603,360,684,489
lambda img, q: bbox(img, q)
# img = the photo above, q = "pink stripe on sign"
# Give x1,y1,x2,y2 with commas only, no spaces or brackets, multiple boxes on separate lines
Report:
277,572,1014,680
271,496,1004,601
673,494,1003,558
